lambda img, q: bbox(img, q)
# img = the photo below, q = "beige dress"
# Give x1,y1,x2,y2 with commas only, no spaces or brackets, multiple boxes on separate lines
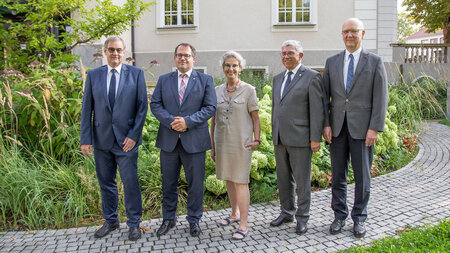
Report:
214,82,259,184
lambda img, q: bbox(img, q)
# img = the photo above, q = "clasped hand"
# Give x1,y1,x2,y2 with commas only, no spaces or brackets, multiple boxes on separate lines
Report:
171,116,187,132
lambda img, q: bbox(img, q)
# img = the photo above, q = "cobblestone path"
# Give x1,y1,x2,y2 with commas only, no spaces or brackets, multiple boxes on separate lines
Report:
0,122,449,252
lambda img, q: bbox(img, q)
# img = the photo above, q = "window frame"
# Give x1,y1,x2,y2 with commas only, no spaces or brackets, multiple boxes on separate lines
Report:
272,0,318,27
157,0,199,28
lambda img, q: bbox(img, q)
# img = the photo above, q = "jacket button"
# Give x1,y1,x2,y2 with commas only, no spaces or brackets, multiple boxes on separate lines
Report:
345,99,349,102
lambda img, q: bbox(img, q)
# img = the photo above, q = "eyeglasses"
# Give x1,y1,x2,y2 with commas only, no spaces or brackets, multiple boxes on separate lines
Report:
107,47,124,53
281,51,297,57
223,64,240,69
342,29,362,35
175,53,192,59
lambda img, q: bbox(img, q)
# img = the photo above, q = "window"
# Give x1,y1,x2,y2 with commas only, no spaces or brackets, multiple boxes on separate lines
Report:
273,0,317,26
242,66,269,79
158,0,198,28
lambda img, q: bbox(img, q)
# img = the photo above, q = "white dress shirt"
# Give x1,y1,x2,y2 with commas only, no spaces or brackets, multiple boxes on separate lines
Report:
107,64,122,97
177,68,193,90
280,63,301,97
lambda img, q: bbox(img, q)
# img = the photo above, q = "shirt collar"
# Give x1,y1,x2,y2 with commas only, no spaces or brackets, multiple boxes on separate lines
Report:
108,64,122,75
345,47,362,61
285,63,302,77
178,68,193,78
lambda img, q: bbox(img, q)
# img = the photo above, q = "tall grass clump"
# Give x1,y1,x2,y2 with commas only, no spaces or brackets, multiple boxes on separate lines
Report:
0,137,101,230
388,79,447,131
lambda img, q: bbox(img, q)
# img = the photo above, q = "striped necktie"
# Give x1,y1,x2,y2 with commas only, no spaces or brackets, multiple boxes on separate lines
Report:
179,74,187,103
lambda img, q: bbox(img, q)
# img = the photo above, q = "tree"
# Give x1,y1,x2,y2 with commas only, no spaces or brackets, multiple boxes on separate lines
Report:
403,0,450,43
397,11,420,43
0,0,154,71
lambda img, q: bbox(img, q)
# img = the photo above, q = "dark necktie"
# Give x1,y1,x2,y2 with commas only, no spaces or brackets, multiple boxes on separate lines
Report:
282,71,293,95
109,69,116,108
346,54,354,94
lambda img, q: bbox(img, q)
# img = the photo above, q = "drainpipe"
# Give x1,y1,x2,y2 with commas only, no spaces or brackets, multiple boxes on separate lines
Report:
131,17,136,66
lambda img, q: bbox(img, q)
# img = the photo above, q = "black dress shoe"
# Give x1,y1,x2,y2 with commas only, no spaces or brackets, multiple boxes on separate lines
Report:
330,219,346,235
270,214,294,227
94,221,120,238
189,222,201,237
295,222,308,235
353,221,366,238
128,226,141,241
156,220,175,236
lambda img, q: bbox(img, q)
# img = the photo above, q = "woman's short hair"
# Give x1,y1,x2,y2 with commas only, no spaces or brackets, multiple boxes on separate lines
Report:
220,50,246,68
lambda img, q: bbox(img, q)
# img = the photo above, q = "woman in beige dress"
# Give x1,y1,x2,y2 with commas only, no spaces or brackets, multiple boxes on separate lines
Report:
210,51,260,240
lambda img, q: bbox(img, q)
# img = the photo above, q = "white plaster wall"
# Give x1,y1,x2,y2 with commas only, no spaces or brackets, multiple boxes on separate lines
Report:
134,0,355,54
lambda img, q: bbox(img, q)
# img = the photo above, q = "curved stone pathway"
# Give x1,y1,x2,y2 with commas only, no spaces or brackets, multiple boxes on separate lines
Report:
0,122,449,252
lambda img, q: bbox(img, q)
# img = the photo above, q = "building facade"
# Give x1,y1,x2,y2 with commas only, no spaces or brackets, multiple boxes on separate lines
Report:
82,0,397,82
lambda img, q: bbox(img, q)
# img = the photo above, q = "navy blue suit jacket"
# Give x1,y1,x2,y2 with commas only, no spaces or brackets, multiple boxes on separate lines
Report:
150,70,216,153
80,64,148,150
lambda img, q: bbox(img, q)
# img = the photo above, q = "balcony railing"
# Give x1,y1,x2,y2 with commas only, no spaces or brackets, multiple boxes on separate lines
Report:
391,43,449,63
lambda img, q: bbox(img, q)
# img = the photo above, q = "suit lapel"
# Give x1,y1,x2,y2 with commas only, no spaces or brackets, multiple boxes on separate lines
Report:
273,72,284,102
281,65,305,100
349,49,368,93
337,50,346,94
180,70,197,105
116,64,129,102
100,66,111,111
170,71,181,106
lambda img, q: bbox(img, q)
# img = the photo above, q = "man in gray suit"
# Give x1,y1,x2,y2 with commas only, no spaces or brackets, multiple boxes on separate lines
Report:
270,40,324,235
322,18,388,238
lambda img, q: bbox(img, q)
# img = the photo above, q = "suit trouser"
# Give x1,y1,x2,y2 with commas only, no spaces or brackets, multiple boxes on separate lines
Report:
330,120,373,223
94,141,142,227
274,144,312,224
160,140,206,223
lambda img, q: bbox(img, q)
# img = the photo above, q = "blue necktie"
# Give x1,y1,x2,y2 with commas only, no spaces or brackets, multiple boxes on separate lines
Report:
282,71,293,95
109,69,116,108
346,54,354,94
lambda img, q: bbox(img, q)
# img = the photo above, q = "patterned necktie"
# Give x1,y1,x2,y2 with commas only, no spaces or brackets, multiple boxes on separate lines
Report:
346,54,354,94
108,69,116,108
179,74,187,103
282,71,293,96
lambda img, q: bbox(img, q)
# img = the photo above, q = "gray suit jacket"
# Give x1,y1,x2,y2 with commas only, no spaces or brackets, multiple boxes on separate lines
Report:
323,49,388,139
272,65,324,147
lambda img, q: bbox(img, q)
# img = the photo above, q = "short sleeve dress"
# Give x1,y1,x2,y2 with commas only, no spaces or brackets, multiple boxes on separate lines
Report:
214,82,259,184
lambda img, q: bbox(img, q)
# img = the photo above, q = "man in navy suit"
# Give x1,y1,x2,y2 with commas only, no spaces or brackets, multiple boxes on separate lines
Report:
150,43,216,237
80,36,148,241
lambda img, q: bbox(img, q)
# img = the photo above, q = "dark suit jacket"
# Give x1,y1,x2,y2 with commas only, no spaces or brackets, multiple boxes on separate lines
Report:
150,70,216,153
323,49,388,139
272,65,324,147
80,64,148,150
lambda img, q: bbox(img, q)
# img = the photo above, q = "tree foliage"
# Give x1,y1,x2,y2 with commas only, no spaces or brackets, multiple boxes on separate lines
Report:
0,0,153,71
397,11,420,43
403,0,450,43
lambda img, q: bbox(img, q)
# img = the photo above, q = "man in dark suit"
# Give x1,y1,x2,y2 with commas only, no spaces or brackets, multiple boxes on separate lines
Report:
150,43,216,237
322,18,388,238
270,40,324,235
80,36,148,241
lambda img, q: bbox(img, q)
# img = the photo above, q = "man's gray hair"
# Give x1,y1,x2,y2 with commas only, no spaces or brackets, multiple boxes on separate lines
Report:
281,40,303,53
104,36,125,49
220,50,246,68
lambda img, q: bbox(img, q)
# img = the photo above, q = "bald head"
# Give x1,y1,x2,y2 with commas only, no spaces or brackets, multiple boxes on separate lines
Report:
343,18,364,30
